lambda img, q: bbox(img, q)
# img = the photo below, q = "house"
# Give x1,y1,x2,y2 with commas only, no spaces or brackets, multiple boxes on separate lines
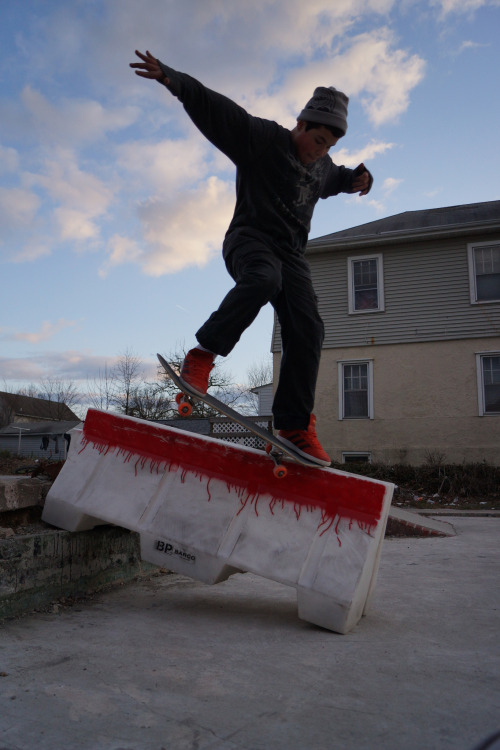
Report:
0,420,82,459
250,383,273,416
271,200,500,465
0,392,81,459
0,391,80,427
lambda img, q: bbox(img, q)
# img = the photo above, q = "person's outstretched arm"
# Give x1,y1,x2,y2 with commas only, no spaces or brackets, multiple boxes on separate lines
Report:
130,49,271,165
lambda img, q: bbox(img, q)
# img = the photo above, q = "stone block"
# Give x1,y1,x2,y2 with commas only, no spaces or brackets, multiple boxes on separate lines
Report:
0,525,156,619
0,476,50,512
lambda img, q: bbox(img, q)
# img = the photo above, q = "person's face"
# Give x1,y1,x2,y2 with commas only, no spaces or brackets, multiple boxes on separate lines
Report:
292,120,339,165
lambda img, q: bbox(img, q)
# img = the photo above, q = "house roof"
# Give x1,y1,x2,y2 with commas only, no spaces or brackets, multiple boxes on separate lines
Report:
0,420,81,436
0,391,80,422
158,419,211,436
307,199,500,252
250,383,273,394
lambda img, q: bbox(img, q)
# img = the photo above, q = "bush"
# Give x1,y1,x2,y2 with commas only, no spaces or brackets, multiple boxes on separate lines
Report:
334,461,499,500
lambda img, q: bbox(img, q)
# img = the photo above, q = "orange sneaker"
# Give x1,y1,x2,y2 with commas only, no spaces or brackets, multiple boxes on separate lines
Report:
179,348,214,396
278,414,331,467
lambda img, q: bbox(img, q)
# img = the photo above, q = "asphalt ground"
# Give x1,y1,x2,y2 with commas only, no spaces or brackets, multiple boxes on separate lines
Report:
1,516,499,750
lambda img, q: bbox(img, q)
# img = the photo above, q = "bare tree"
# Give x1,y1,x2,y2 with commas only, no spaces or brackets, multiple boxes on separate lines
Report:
39,377,80,416
86,363,117,412
112,349,143,416
16,383,41,398
128,382,172,421
247,356,273,388
240,355,274,414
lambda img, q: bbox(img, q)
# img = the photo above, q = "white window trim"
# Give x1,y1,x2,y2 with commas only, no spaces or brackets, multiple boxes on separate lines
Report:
468,240,500,305
347,253,385,315
338,359,374,420
476,351,500,416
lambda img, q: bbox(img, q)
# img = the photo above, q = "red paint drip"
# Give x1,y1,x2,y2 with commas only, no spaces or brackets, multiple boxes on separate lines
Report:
81,409,387,535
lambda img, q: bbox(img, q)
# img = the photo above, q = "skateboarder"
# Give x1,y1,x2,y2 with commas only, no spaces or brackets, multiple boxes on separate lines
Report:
130,50,373,466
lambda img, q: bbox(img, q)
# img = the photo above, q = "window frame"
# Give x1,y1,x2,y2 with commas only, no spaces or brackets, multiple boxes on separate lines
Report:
347,253,385,314
476,351,500,416
342,452,372,464
338,359,374,420
468,241,500,305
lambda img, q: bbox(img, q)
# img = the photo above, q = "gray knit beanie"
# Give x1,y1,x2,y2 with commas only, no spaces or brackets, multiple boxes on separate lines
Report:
298,86,349,135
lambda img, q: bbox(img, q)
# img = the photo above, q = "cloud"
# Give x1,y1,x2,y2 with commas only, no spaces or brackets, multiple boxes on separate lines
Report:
103,175,234,276
346,194,385,212
0,186,50,262
0,187,40,231
188,0,396,61
0,350,158,383
0,146,19,173
424,187,443,197
10,241,51,263
0,150,113,255
0,357,46,382
382,177,403,194
0,2,427,280
333,29,426,126
1,319,78,344
62,0,398,100
430,0,499,16
19,86,138,146
99,235,143,277
333,139,395,167
456,39,490,53
116,135,214,195
249,27,425,128
17,2,417,132
26,149,113,244
365,198,386,211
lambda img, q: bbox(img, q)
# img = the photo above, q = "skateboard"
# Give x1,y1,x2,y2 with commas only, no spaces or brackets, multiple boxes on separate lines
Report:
157,353,321,478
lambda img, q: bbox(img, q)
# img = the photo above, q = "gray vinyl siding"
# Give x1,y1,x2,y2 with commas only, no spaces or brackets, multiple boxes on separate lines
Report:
0,434,70,459
257,385,273,415
271,234,500,351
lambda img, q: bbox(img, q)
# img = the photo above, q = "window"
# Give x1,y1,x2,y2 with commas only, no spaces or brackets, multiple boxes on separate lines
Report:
477,353,500,415
468,242,500,303
348,254,385,313
342,452,372,464
338,360,374,419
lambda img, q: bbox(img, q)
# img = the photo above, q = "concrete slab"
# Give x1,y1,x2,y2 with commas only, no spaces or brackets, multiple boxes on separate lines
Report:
0,475,50,512
0,517,498,750
386,505,456,537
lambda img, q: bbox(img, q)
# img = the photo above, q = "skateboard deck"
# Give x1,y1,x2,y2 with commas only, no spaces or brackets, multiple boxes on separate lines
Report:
157,353,321,476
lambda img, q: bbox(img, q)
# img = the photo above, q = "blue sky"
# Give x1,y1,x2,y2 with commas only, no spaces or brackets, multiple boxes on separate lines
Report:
1,0,499,406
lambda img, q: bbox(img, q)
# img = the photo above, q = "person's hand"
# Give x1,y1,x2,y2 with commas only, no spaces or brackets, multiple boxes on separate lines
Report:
130,50,169,84
350,163,372,196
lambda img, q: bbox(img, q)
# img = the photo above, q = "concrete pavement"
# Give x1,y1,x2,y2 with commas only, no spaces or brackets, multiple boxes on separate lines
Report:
1,516,499,750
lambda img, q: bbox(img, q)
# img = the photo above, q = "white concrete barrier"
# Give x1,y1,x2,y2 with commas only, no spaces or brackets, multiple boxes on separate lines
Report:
42,409,394,633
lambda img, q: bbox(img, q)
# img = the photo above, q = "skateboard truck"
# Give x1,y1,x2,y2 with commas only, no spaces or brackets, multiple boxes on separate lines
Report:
266,444,288,479
175,390,288,478
176,392,193,417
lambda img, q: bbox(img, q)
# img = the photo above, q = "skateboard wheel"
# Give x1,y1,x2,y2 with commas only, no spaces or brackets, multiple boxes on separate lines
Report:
273,465,287,479
178,401,193,417
175,392,184,405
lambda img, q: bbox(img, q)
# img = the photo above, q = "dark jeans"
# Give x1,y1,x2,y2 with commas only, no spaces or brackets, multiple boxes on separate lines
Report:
196,241,324,430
